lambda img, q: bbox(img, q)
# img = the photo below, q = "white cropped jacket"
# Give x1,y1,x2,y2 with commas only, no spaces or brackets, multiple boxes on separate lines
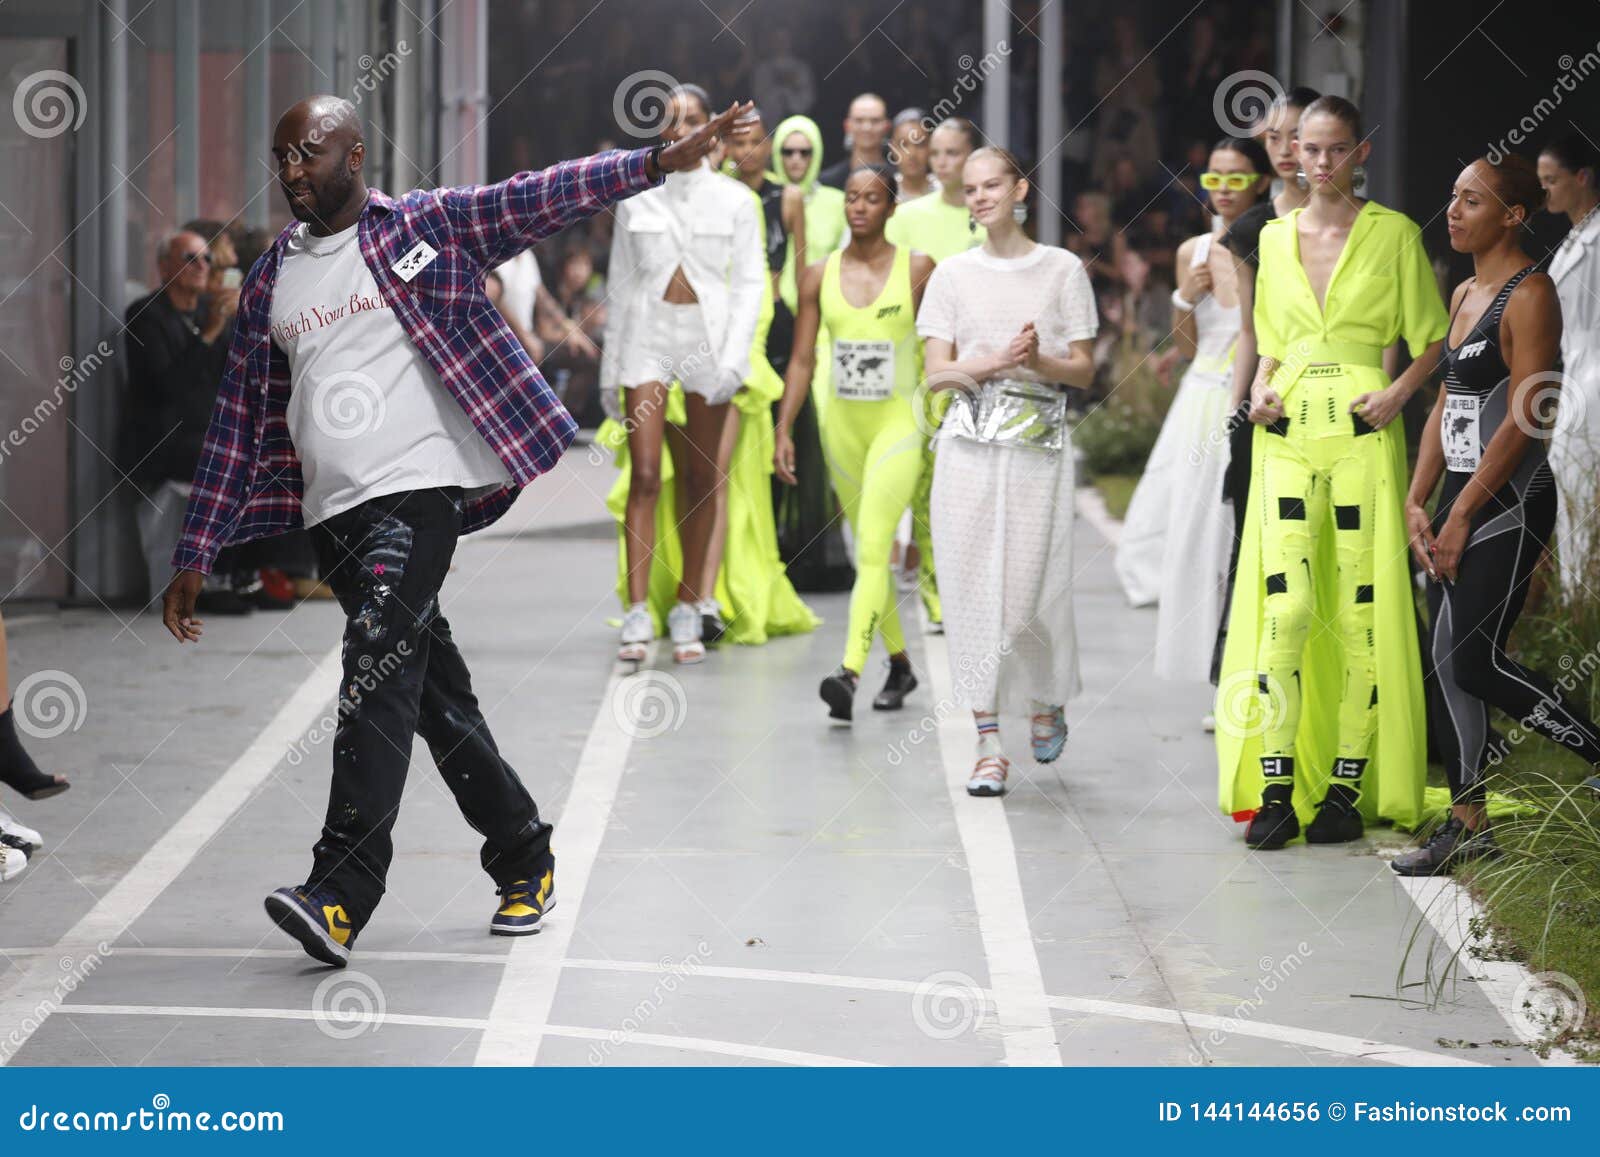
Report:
598,161,765,398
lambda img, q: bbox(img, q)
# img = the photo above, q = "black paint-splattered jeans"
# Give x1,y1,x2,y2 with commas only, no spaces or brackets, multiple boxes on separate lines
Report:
306,486,551,930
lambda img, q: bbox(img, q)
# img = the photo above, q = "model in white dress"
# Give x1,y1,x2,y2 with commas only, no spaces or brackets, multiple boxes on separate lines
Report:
1115,232,1240,679
916,148,1099,796
1539,147,1600,593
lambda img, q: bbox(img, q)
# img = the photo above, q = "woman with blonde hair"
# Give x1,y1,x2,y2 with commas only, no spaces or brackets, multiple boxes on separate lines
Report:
918,147,1098,795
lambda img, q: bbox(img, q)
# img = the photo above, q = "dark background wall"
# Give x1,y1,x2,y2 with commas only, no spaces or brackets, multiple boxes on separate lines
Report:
1401,0,1600,283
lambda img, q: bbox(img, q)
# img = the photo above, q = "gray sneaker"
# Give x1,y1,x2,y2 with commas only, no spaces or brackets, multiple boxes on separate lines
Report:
618,604,652,663
667,601,704,664
1390,816,1500,877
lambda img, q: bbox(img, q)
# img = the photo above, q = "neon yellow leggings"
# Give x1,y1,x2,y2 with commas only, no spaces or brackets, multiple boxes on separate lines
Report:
1256,367,1382,765
820,401,926,672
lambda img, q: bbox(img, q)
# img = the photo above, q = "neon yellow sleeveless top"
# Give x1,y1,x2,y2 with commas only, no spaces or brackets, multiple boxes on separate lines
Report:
818,244,922,404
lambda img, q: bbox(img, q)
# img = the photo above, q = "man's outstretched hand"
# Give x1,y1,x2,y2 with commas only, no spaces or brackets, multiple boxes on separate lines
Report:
654,100,757,175
163,570,206,643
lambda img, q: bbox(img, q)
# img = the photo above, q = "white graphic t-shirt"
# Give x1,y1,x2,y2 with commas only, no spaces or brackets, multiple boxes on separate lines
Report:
270,220,511,526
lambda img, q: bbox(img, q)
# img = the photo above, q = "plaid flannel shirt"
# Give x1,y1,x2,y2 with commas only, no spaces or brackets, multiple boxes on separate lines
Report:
171,146,660,574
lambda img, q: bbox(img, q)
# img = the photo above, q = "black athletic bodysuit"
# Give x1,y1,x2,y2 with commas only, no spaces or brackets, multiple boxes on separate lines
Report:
1428,265,1600,802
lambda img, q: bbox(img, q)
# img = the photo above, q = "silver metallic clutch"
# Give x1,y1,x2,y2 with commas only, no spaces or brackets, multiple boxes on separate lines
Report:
942,378,1068,453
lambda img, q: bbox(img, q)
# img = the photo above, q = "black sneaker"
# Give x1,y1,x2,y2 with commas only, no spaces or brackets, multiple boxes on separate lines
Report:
699,600,727,647
1390,816,1500,877
264,885,357,967
871,662,917,711
1244,799,1300,850
819,667,858,722
1305,793,1364,844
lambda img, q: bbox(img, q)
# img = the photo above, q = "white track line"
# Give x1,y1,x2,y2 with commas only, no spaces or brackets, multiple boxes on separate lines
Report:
1397,875,1587,1066
33,954,1478,1066
473,663,637,1065
540,1025,875,1067
565,958,1478,1067
921,631,1060,1066
59,1005,870,1066
0,644,343,1066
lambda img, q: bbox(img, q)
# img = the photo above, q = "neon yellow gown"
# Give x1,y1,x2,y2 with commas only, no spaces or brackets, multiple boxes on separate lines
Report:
1216,200,1447,831
883,192,986,625
596,215,820,645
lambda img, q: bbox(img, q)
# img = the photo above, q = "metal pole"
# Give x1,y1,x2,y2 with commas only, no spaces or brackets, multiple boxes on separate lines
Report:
1276,0,1295,84
982,0,1009,148
85,0,128,598
1037,0,1063,245
244,0,271,227
174,0,198,223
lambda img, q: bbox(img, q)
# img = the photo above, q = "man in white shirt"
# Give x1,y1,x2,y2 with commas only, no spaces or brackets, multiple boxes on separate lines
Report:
163,93,745,967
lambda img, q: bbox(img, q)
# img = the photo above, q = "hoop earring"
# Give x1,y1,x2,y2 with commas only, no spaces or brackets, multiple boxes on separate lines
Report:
1012,202,1029,225
1352,164,1368,192
1295,168,1308,190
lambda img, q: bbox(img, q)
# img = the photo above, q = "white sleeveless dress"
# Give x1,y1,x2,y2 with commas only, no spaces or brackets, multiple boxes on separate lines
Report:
1114,233,1240,680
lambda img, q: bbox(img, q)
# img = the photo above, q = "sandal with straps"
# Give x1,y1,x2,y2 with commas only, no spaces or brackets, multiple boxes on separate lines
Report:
1030,707,1068,764
966,754,1010,797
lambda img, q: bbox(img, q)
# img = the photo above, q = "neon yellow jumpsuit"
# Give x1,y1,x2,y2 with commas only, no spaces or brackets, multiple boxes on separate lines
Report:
883,193,986,626
1216,201,1446,829
817,244,925,672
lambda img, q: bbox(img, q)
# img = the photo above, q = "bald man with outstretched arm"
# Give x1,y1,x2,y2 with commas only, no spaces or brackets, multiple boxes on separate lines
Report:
162,94,751,967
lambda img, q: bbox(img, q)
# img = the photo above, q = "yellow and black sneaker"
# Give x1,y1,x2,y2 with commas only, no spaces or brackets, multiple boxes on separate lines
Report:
490,860,555,936
264,885,356,967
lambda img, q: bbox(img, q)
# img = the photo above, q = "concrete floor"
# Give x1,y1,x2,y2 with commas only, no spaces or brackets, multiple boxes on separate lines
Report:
0,450,1540,1067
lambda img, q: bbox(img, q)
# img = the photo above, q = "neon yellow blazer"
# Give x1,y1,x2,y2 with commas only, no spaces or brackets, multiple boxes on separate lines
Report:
1255,200,1446,396
1217,199,1448,832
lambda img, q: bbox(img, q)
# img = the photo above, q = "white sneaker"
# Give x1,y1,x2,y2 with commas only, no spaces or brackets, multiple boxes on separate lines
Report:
1201,713,1216,733
0,807,41,855
618,604,652,663
0,843,25,882
667,601,704,664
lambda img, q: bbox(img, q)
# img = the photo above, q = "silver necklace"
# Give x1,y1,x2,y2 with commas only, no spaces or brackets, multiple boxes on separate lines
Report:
295,222,360,258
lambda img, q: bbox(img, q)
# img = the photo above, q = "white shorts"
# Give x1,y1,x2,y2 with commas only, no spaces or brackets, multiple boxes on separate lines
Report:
617,299,735,402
